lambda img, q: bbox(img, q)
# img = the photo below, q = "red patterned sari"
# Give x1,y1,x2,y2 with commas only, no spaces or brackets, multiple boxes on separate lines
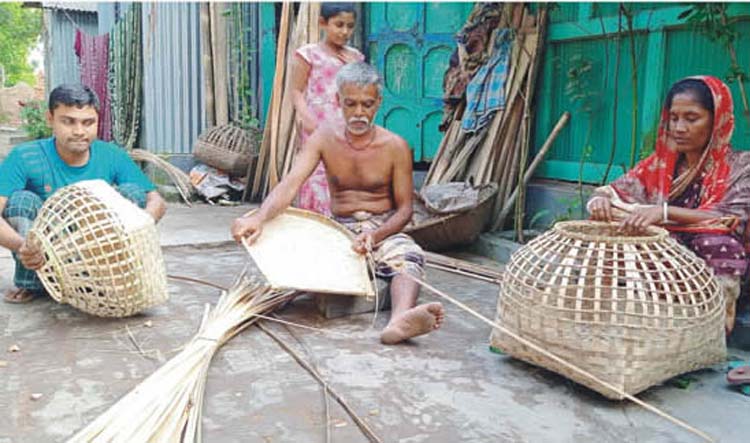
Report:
591,76,750,278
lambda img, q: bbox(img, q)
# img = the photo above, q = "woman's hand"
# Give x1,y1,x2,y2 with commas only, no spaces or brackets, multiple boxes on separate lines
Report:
618,205,662,234
587,197,613,222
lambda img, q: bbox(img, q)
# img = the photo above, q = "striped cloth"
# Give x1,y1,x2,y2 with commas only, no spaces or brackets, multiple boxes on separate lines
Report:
334,211,425,279
75,29,112,141
461,29,512,133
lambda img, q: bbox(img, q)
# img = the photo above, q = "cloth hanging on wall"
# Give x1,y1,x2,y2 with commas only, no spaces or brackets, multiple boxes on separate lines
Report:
75,30,113,141
109,3,143,150
461,29,512,133
440,3,504,131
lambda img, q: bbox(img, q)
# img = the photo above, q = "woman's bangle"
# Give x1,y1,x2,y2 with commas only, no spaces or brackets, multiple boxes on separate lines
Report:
662,202,669,223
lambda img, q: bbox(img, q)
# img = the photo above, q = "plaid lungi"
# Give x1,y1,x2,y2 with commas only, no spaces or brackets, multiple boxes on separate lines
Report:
334,211,425,279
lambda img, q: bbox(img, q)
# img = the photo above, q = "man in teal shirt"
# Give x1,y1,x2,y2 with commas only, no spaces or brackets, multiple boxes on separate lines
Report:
0,84,166,303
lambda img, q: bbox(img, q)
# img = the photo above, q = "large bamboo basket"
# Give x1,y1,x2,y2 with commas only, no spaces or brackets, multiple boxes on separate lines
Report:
244,208,375,297
29,180,169,317
404,183,497,252
490,221,726,399
193,124,260,177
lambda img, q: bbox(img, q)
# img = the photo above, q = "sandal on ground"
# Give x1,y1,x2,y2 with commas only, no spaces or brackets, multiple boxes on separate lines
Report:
3,287,41,304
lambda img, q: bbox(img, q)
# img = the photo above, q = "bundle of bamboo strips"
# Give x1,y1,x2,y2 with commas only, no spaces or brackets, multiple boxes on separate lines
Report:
244,3,321,202
129,149,194,206
424,4,554,231
65,276,295,443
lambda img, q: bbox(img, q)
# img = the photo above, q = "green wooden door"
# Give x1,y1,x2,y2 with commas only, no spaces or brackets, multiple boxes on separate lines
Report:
366,2,473,162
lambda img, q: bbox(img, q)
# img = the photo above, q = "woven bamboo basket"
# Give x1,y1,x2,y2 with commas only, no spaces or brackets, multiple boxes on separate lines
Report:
244,208,375,297
28,180,169,317
404,183,497,251
193,124,260,176
490,221,726,399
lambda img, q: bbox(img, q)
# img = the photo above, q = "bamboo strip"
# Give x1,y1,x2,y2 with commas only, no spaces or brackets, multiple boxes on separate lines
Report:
267,3,292,189
258,323,385,443
199,4,215,127
129,149,194,206
424,251,504,282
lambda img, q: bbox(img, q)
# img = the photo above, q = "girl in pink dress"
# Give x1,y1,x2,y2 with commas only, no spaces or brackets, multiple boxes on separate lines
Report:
290,2,364,216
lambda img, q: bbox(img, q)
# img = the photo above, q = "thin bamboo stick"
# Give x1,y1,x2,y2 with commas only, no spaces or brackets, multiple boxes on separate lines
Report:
258,323,385,443
129,149,193,206
424,251,504,282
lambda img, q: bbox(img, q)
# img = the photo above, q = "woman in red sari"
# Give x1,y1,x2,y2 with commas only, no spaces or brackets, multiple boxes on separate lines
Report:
588,76,750,334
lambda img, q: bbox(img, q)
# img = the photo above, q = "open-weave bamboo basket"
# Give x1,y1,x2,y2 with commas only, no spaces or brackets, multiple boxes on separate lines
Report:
490,221,726,399
193,124,260,176
29,180,169,317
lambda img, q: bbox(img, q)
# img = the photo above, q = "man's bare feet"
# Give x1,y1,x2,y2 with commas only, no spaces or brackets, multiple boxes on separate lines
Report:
3,287,40,304
380,302,444,345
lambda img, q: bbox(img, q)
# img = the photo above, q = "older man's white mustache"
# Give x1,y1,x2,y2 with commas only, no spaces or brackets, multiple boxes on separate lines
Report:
347,117,371,125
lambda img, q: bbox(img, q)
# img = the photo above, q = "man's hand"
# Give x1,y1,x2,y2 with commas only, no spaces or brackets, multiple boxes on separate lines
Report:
618,205,661,234
231,214,263,245
18,240,45,270
588,196,613,222
352,232,374,255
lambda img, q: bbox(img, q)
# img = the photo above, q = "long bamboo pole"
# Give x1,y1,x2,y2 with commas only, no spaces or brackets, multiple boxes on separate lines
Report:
267,3,292,189
493,111,570,230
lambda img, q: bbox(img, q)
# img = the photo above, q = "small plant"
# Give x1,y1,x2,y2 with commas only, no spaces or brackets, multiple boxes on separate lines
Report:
19,100,51,139
679,3,750,127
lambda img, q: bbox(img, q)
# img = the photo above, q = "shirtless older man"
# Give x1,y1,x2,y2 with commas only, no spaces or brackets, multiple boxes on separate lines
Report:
231,62,444,344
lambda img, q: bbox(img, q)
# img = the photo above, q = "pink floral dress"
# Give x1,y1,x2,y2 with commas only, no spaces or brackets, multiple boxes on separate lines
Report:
294,43,364,216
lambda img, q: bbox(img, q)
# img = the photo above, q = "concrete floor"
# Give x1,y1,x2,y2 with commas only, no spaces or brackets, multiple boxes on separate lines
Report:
1,204,748,443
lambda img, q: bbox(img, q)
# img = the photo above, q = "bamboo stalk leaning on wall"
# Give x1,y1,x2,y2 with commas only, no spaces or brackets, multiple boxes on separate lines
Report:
244,3,322,202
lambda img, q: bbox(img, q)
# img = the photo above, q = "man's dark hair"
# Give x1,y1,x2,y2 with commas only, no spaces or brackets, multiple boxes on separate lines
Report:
321,2,356,21
664,78,714,114
48,84,100,113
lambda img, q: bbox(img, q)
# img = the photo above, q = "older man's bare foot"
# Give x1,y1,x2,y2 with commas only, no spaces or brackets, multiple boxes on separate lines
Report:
380,302,444,345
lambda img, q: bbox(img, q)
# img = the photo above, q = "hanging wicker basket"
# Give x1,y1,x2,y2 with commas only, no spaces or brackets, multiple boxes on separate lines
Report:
28,180,169,317
490,221,726,399
193,124,260,177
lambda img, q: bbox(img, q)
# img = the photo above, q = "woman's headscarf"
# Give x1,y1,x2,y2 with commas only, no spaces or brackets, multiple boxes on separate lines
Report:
613,75,734,210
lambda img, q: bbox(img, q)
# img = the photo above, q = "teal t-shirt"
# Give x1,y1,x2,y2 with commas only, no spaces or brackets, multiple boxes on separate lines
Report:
0,137,156,200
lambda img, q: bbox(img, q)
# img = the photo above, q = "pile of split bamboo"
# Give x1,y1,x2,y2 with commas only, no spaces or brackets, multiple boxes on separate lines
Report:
425,5,567,232
65,277,294,443
244,3,321,202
